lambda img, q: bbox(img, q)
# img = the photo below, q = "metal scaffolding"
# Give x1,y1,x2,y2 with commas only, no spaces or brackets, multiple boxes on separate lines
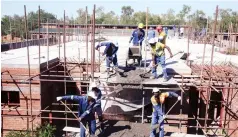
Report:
1,4,238,137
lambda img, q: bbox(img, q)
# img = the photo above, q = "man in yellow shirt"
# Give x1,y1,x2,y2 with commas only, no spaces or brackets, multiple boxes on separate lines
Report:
149,37,173,81
150,88,181,137
156,25,167,44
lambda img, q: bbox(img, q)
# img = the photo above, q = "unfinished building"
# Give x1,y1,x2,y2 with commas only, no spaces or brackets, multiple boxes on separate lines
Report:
1,5,238,137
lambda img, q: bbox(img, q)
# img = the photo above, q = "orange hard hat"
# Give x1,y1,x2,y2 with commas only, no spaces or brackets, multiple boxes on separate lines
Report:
156,25,162,31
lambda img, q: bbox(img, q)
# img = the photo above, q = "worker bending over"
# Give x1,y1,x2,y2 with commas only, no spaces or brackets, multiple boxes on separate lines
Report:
150,88,181,137
129,23,145,46
56,91,98,137
149,38,173,81
96,41,119,78
90,82,104,132
156,25,167,45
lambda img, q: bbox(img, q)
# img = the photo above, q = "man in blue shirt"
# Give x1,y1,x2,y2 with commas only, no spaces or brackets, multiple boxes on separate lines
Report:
173,25,176,36
129,23,145,46
56,91,98,137
96,41,119,77
148,27,155,40
90,82,104,131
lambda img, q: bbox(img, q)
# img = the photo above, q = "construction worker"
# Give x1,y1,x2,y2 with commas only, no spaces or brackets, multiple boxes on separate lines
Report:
56,91,98,137
96,41,119,78
90,82,104,131
156,25,167,45
150,88,181,137
129,23,145,46
148,27,155,40
149,37,173,82
173,25,176,36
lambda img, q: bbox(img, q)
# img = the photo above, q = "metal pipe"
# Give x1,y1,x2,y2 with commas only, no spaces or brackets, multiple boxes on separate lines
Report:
205,6,218,131
47,18,49,69
58,19,61,59
144,7,148,72
92,5,96,81
24,5,33,133
63,10,68,134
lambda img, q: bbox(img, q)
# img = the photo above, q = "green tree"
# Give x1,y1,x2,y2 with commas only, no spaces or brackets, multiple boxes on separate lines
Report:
120,6,134,24
177,5,191,24
161,9,176,25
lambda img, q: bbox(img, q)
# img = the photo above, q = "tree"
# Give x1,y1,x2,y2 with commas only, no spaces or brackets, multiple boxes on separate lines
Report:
120,6,134,24
177,5,191,24
161,9,176,25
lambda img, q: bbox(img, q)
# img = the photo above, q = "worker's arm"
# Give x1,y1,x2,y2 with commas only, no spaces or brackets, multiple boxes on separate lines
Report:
58,95,84,102
79,102,95,119
129,30,135,43
164,45,173,58
163,92,181,100
96,42,111,56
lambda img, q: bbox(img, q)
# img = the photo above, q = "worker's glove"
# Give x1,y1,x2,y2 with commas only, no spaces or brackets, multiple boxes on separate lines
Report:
162,115,166,119
78,117,82,122
56,96,63,101
177,96,181,101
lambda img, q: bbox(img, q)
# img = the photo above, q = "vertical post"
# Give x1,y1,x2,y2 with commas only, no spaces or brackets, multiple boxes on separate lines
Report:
47,18,49,69
144,7,148,72
86,6,88,78
63,10,68,135
9,16,12,49
179,77,183,132
38,6,41,70
186,26,190,64
24,5,33,133
91,5,96,81
141,88,145,123
38,6,41,126
58,20,61,59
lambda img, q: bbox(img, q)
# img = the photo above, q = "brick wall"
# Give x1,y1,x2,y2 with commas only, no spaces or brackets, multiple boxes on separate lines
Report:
1,67,41,136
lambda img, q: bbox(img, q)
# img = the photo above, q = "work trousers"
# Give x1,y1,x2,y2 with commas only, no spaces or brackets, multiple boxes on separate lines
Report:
80,119,96,137
151,55,167,79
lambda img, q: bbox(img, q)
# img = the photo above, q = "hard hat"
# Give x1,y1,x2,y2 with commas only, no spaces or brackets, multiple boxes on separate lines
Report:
156,25,162,31
90,82,97,88
138,23,144,29
87,91,97,100
152,88,161,93
149,38,157,44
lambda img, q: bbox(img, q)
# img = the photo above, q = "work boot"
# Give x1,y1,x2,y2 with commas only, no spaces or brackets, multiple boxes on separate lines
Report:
150,76,157,79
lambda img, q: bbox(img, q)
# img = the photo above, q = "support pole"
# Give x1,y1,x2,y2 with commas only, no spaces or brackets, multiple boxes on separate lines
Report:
38,5,41,125
141,88,145,123
63,10,68,135
24,5,33,133
144,7,148,72
86,6,88,78
58,19,61,59
47,18,49,69
91,5,96,81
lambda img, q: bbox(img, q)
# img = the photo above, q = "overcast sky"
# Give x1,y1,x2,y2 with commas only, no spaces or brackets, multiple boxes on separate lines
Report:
1,0,238,19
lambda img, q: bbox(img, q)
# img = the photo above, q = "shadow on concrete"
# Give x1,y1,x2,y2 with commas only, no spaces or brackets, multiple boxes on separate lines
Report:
98,120,131,137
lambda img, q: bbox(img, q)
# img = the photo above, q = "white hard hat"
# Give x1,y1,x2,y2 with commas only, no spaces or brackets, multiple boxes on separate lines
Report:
152,88,161,93
87,91,97,100
149,38,157,44
90,82,97,88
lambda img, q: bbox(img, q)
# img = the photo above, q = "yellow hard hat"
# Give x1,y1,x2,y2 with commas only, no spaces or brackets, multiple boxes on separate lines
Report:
138,23,144,28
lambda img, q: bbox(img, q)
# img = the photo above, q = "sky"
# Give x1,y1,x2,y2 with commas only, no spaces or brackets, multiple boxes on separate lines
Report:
1,0,238,19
